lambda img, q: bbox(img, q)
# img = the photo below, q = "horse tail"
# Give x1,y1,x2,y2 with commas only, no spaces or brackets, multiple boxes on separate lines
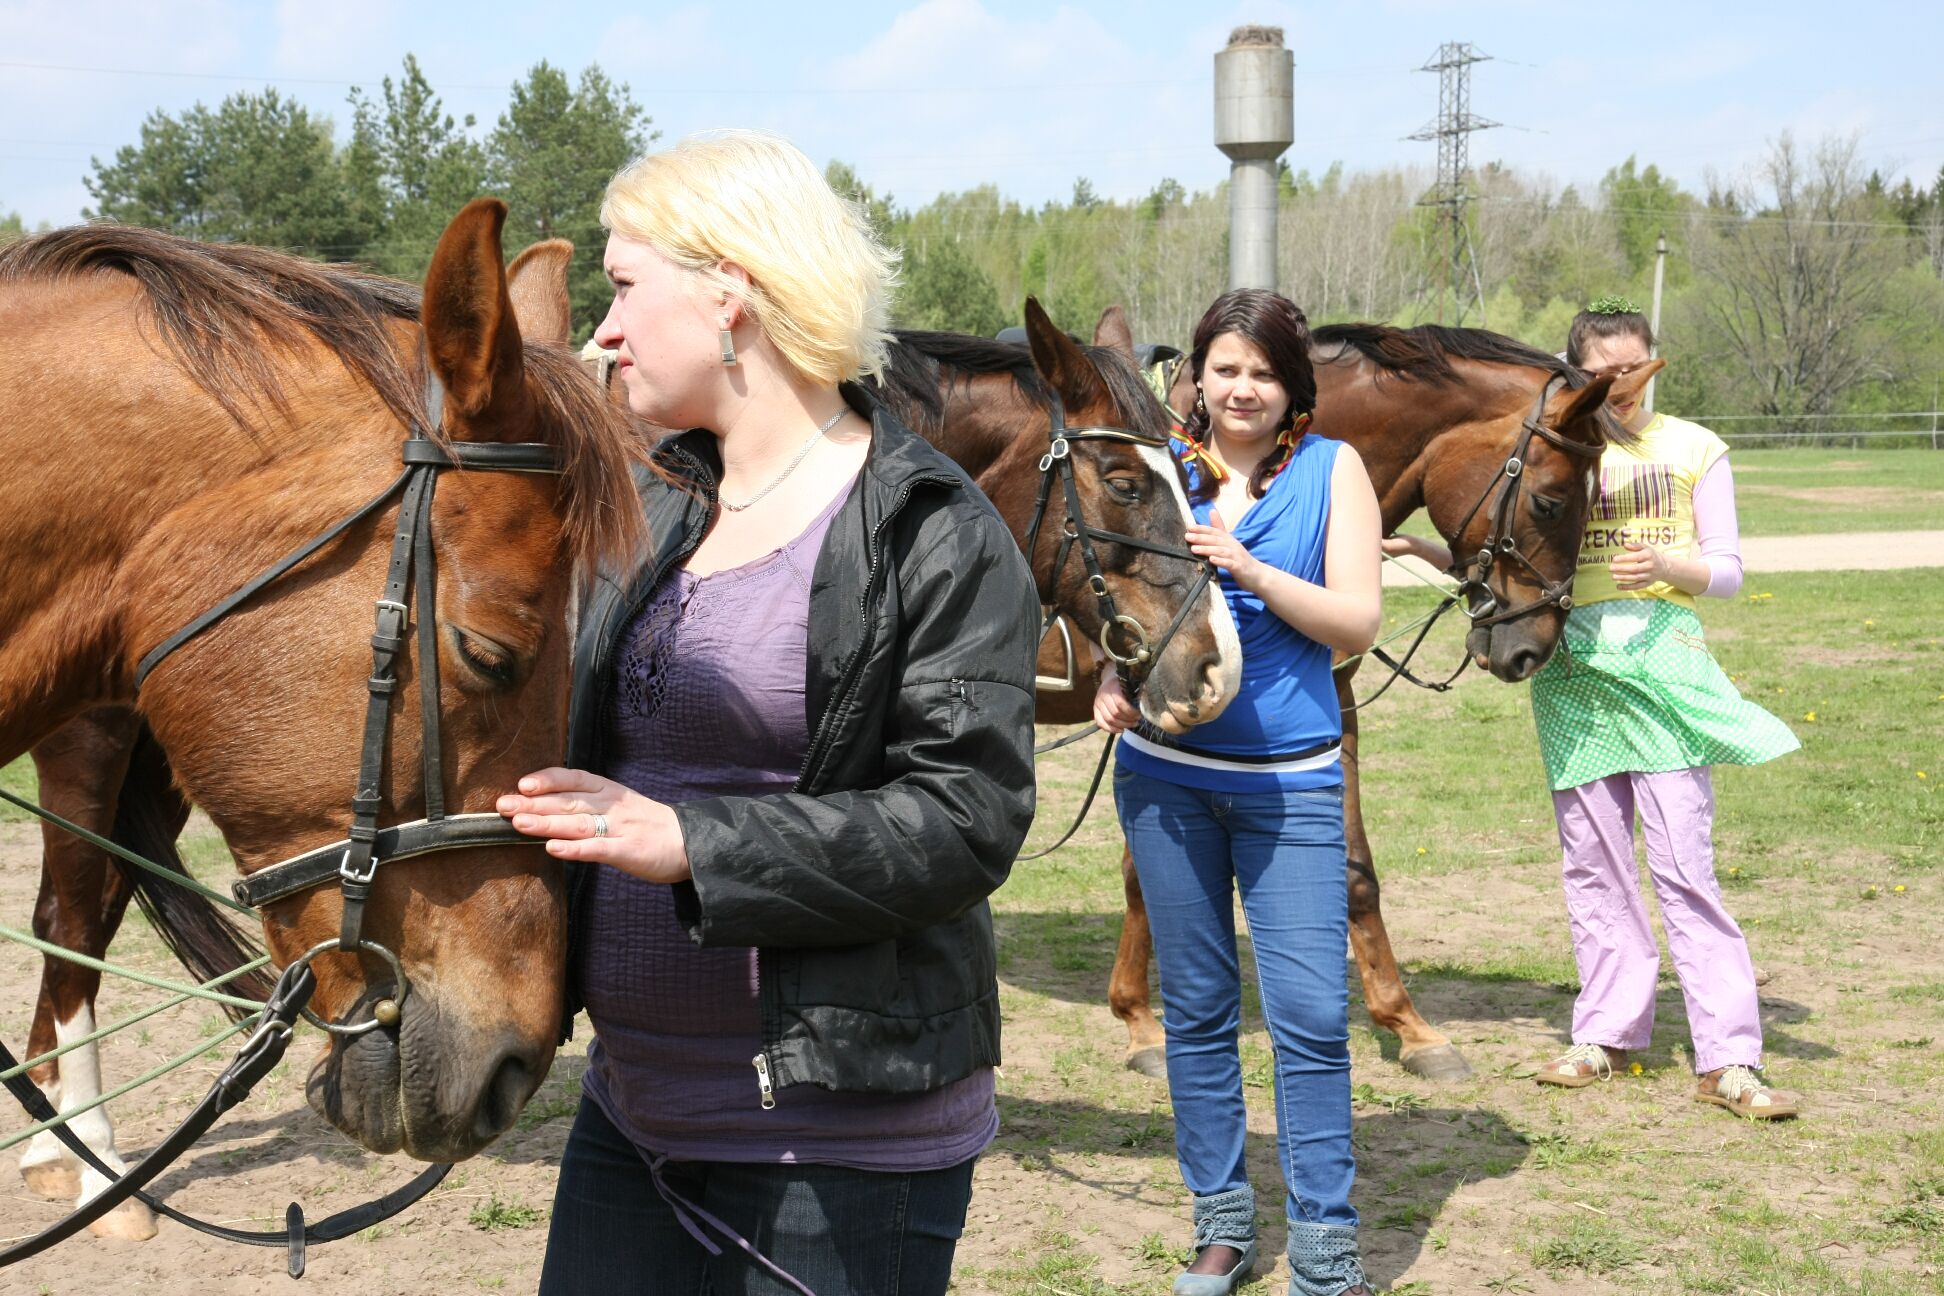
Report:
111,727,273,1022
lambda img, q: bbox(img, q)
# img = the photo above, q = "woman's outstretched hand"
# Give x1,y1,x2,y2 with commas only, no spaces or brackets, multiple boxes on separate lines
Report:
497,768,691,883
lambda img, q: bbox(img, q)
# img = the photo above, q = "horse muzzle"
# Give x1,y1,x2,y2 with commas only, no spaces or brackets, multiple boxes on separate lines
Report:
307,979,552,1161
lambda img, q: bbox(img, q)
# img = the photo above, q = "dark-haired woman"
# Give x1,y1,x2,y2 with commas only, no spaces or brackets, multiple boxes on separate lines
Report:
1094,289,1381,1296
1520,300,1800,1115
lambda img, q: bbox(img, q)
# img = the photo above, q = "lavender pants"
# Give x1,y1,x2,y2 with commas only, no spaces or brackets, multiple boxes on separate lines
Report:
1552,767,1763,1073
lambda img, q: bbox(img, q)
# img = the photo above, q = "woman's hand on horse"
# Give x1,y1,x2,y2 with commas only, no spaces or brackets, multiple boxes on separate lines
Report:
1186,509,1263,588
497,768,691,883
1093,669,1142,734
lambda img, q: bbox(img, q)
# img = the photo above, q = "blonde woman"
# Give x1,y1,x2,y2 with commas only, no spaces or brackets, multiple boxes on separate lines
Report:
496,130,1038,1295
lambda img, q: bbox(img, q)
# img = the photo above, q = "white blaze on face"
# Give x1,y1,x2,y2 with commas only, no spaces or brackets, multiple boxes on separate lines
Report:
19,1006,131,1203
1136,443,1241,722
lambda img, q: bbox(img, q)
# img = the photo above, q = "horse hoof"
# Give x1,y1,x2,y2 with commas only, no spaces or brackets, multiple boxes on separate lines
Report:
88,1198,158,1242
1126,1046,1168,1080
1400,1043,1474,1082
21,1161,81,1200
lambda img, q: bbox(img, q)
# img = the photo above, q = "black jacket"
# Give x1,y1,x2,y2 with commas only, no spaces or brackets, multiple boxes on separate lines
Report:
563,387,1038,1098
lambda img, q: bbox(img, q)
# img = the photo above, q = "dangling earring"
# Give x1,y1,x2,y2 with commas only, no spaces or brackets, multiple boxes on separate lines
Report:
718,318,738,367
1194,386,1206,417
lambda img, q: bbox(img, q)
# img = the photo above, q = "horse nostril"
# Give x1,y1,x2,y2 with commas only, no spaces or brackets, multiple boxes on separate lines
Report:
473,1054,533,1145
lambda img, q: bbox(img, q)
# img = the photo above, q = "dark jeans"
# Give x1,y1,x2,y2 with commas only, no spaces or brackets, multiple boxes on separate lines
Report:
538,1099,976,1296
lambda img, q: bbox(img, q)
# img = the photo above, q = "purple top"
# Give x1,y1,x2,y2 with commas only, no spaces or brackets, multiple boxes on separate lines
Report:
578,475,996,1169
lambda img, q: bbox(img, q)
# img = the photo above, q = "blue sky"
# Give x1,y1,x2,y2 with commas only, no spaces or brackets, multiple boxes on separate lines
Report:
3,0,1938,227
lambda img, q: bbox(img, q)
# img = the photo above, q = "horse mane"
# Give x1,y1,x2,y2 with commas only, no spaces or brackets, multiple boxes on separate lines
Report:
1313,321,1631,446
882,330,1171,441
0,225,645,570
1313,322,1590,390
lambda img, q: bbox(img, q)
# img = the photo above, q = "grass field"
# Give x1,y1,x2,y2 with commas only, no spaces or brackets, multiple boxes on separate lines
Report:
991,566,1943,1295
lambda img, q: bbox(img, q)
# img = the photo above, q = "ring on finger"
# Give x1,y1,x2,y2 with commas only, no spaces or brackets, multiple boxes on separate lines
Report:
591,814,609,838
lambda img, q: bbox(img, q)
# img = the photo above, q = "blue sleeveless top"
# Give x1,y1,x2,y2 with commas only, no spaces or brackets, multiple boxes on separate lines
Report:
1117,433,1344,791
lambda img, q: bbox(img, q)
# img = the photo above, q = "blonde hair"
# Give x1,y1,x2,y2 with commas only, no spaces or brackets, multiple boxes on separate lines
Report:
601,129,899,384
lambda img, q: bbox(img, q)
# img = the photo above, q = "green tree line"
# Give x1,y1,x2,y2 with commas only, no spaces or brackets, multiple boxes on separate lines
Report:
6,55,1943,436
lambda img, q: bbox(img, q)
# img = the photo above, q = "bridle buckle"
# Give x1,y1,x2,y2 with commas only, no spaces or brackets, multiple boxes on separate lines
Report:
338,846,380,888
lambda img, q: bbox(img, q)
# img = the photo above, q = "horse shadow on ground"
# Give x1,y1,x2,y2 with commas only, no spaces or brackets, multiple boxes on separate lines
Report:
993,1093,1529,1291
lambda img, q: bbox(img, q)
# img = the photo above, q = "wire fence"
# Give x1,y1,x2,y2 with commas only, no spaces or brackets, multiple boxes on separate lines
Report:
1692,412,1944,449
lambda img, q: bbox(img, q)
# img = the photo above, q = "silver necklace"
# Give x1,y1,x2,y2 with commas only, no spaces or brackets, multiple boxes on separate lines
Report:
719,407,849,513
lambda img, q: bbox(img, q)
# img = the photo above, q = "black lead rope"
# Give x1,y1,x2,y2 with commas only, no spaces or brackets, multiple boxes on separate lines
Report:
0,962,452,1277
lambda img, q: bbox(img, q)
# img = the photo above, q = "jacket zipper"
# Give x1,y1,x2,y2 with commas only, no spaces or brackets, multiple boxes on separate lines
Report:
752,1051,776,1110
793,473,957,789
752,473,952,1108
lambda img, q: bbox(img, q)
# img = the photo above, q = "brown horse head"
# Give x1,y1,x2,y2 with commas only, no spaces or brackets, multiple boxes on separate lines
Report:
2,202,642,1161
1310,324,1662,682
872,302,1239,732
1426,361,1662,680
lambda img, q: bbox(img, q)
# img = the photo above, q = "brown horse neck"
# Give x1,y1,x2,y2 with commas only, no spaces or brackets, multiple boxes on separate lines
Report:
1310,354,1542,531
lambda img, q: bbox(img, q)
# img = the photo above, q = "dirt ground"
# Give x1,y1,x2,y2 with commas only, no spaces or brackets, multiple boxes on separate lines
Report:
3,797,1939,1295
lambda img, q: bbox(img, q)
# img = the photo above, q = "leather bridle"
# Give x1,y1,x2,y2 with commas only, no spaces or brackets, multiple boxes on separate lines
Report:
1351,375,1605,707
1022,395,1216,696
1440,375,1604,627
1020,395,1217,861
1,369,567,1275
134,371,562,1027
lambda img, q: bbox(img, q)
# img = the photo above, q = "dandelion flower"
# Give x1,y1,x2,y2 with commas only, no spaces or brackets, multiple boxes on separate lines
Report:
1894,884,1908,894
1865,619,1876,628
1804,712,1817,723
1920,771,1930,780
1416,847,1428,856
1629,1062,1644,1076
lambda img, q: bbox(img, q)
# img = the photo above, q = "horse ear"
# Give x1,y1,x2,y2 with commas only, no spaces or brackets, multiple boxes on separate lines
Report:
1603,358,1664,412
1092,305,1135,363
1024,297,1108,411
1543,371,1617,444
422,198,528,425
506,238,575,347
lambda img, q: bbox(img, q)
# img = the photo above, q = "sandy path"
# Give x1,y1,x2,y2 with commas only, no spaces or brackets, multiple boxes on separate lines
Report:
1380,528,1944,587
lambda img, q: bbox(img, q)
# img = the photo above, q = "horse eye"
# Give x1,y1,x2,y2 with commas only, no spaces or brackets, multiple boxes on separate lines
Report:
1106,476,1141,502
1530,494,1564,521
449,627,517,687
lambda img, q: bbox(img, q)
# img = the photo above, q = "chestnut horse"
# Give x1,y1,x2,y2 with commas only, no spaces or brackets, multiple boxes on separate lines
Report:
1077,324,1658,1079
871,300,1241,734
0,206,639,1234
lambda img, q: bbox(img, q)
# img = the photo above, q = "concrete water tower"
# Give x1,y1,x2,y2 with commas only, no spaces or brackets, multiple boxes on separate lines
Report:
1214,25,1293,291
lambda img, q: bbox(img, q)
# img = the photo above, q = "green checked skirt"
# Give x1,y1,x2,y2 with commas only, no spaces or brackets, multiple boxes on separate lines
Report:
1529,599,1800,792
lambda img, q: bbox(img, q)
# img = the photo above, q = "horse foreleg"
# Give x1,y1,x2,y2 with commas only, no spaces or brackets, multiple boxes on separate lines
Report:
1337,670,1473,1082
1109,845,1168,1079
19,708,159,1240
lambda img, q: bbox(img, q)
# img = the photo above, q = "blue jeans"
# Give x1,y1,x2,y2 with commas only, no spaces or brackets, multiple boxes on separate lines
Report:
539,1099,975,1296
1115,766,1361,1289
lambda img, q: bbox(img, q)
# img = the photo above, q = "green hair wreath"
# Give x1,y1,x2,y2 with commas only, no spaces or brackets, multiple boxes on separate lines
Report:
1586,294,1642,315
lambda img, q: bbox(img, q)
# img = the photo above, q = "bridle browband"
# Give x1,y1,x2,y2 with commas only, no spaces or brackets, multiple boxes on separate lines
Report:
134,370,563,1020
1353,374,1604,706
